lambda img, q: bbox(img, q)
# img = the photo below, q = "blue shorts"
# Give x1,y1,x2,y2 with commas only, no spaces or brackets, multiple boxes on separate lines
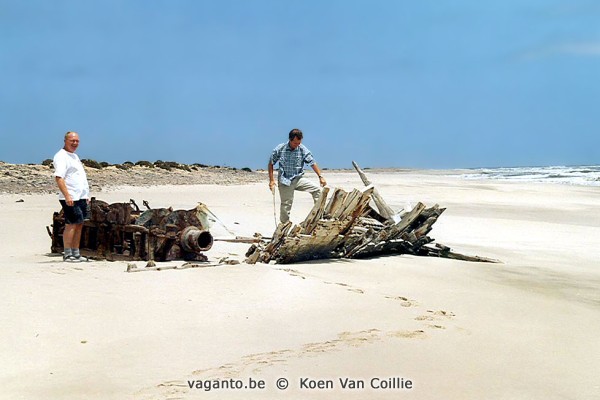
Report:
59,199,89,224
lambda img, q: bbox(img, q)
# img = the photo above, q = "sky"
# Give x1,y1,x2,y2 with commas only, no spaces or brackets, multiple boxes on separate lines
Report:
1,0,599,169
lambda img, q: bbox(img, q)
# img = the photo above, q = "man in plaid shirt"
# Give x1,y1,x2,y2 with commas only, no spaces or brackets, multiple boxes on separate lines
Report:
268,128,327,223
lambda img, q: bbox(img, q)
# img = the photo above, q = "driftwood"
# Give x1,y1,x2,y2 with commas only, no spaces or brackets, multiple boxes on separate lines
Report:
352,161,399,223
126,261,219,272
246,162,499,265
213,235,269,244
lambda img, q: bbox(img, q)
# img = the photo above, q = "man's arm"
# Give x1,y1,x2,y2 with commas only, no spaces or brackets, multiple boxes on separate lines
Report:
268,162,276,192
311,163,327,187
55,176,73,206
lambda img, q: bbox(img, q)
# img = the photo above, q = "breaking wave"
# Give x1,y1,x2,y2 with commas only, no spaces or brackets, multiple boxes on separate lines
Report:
456,165,600,186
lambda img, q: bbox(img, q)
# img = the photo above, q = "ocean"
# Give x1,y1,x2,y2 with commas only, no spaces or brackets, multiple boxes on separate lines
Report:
455,165,600,187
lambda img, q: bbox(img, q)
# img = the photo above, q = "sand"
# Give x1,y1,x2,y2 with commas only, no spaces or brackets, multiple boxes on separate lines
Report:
1,170,598,399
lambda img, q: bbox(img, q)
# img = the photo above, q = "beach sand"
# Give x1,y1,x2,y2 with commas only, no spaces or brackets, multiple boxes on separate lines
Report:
1,170,598,399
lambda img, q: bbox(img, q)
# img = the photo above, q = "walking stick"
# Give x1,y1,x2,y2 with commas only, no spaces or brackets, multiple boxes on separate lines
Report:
272,186,278,228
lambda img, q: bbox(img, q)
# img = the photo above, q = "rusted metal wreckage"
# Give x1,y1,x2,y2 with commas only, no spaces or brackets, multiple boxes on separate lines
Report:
47,198,214,262
245,161,499,264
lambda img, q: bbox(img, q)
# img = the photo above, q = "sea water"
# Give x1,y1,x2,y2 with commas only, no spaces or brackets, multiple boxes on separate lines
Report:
455,165,600,187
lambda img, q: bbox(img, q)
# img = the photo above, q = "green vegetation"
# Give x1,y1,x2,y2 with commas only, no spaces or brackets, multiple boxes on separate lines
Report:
38,158,254,173
81,159,103,169
154,160,191,171
135,160,154,168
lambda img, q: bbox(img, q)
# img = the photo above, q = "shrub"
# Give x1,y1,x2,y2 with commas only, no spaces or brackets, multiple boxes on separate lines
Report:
115,164,132,170
100,161,110,168
41,159,53,167
154,160,172,171
81,159,103,169
153,160,193,172
135,160,154,168
155,163,171,171
241,167,252,172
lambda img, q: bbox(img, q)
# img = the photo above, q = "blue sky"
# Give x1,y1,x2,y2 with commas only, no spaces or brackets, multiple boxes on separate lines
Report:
1,0,598,169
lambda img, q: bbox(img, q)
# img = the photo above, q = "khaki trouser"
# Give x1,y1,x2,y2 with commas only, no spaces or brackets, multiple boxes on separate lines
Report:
278,176,321,223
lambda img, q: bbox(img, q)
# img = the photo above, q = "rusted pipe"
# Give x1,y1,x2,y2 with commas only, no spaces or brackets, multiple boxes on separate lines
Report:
180,226,213,253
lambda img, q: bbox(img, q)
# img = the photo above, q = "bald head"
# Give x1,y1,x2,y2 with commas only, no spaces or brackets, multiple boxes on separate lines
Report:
64,131,80,153
65,131,78,140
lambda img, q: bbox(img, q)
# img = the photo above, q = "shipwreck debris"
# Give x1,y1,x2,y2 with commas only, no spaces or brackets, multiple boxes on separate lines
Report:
126,261,219,272
246,162,499,265
47,198,215,262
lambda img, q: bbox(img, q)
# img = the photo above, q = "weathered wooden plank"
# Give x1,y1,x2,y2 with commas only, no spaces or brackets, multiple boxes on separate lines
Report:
349,239,409,258
339,187,375,234
408,236,434,252
337,185,374,222
434,243,451,252
413,216,440,238
264,221,292,252
352,161,398,222
126,262,219,272
332,189,361,219
257,221,292,263
344,228,379,257
385,202,427,241
401,231,418,245
214,236,269,244
324,188,348,218
352,160,373,186
356,217,385,231
366,185,398,221
442,251,500,263
343,201,425,257
289,224,302,236
245,245,261,264
419,245,500,263
301,186,331,234
421,204,445,219
276,220,347,263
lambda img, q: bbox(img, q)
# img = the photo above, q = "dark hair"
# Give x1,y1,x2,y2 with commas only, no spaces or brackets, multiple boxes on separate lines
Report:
288,128,303,141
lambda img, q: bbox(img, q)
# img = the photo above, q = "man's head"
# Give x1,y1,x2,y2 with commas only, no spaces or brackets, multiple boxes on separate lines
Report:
64,131,80,153
288,128,303,150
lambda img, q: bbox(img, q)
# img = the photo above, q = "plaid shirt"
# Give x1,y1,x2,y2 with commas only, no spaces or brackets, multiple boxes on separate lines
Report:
270,142,315,186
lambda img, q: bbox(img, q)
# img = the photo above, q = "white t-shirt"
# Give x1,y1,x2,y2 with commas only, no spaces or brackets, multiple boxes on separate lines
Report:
53,148,90,201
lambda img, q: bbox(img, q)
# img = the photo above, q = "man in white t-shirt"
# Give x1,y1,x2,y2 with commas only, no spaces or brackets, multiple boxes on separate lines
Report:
53,131,91,262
